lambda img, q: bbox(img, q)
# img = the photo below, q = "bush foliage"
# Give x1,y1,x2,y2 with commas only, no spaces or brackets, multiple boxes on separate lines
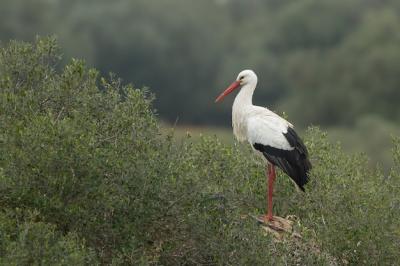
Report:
1,38,399,265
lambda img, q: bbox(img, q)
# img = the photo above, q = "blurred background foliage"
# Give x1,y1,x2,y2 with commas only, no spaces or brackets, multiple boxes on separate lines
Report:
1,0,400,165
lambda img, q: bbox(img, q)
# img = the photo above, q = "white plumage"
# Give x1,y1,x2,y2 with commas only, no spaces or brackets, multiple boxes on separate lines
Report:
215,69,312,222
247,111,294,151
230,70,293,150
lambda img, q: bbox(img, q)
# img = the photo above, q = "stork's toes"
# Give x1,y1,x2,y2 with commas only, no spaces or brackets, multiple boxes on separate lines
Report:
256,214,274,224
257,215,293,232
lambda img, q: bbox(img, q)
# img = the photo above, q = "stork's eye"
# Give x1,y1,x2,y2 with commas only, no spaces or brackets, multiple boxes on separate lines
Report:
239,76,244,80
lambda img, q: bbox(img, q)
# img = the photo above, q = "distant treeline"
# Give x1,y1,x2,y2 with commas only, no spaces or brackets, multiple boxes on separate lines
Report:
1,0,400,126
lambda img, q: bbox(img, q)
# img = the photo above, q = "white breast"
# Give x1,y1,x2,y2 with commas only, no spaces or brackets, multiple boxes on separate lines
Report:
232,105,249,142
233,104,294,150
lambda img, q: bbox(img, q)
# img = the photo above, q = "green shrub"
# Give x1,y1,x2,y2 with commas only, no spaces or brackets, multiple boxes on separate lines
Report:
299,128,400,264
1,37,399,265
0,208,97,265
0,36,162,263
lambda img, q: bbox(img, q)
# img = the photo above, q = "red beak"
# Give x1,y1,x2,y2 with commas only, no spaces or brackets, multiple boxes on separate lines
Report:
215,80,241,103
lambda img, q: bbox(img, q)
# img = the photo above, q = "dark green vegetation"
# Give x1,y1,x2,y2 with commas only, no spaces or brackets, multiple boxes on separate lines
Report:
1,37,399,265
2,0,400,170
1,0,400,127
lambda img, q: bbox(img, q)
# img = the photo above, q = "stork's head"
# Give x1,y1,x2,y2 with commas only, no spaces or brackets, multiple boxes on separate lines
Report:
236,69,257,86
215,69,257,103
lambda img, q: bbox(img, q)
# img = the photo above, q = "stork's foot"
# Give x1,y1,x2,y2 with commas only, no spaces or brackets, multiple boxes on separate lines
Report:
256,214,273,223
251,214,302,241
256,215,294,233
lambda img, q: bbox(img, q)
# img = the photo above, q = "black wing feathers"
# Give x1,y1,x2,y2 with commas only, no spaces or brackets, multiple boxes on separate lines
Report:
253,127,312,191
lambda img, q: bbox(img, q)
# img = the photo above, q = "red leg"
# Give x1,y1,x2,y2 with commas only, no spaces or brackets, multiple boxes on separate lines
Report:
266,164,276,221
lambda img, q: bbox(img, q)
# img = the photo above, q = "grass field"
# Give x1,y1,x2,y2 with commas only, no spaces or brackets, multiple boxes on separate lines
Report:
164,125,234,143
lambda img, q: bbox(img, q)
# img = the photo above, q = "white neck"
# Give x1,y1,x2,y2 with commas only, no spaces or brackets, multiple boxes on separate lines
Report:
231,81,257,142
233,82,256,109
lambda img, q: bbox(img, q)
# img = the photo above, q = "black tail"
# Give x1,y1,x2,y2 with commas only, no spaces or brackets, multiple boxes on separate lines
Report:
253,128,312,191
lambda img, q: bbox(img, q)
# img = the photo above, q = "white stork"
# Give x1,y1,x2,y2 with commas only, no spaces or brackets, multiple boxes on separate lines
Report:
215,69,311,223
